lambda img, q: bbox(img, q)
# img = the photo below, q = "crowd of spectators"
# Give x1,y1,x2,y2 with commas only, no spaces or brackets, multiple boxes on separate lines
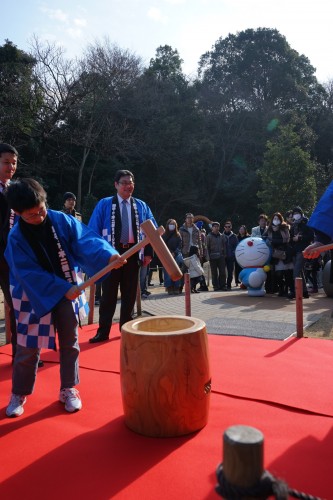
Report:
143,207,327,299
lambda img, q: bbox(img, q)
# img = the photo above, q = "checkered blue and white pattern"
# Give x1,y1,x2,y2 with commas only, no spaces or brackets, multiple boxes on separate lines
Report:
11,270,89,350
74,269,89,322
102,228,111,243
12,287,55,349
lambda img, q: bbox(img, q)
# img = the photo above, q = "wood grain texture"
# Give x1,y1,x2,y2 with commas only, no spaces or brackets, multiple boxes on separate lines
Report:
141,220,183,281
223,425,264,498
120,316,211,437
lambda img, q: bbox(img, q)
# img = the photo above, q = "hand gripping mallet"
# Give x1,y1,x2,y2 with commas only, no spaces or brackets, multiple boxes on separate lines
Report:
77,219,183,292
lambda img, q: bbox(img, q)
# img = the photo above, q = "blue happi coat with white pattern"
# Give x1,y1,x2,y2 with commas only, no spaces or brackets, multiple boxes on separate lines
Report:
5,210,117,349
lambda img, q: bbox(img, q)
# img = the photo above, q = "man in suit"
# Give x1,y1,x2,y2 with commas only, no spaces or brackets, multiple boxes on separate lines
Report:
0,143,18,358
88,169,157,343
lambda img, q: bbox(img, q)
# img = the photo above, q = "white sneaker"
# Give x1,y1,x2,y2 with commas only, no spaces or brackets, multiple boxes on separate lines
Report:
6,394,27,418
59,388,82,413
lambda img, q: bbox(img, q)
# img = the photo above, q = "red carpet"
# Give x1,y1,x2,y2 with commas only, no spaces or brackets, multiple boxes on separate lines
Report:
1,324,333,499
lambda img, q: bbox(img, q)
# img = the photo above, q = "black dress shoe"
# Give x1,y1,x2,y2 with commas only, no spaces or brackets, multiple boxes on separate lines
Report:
89,332,109,343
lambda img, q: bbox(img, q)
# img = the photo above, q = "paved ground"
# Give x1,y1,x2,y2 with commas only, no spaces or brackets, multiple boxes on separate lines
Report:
1,281,332,346
128,283,332,340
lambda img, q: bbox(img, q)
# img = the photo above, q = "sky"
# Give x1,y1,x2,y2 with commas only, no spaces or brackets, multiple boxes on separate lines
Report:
2,0,333,82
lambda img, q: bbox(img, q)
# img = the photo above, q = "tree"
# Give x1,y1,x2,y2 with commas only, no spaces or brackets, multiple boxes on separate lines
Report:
27,37,143,209
311,79,333,196
192,28,325,225
73,38,143,207
257,123,317,215
146,45,185,84
23,36,84,192
122,46,213,222
0,39,37,143
198,28,323,113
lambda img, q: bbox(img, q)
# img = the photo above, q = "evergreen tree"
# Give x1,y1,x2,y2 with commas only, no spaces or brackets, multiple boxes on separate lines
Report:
257,123,317,216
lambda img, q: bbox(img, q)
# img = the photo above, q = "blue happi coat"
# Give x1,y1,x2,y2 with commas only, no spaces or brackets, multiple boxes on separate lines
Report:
88,196,157,247
5,210,118,349
308,180,333,239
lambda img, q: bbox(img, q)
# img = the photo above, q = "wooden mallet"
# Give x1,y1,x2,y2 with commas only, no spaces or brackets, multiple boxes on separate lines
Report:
77,219,183,292
303,242,333,257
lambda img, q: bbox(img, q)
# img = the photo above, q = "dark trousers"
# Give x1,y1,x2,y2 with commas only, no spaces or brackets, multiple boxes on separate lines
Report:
98,252,140,335
148,266,163,284
234,261,242,285
305,269,318,289
225,257,235,288
12,299,79,395
210,257,226,289
190,276,201,290
0,256,17,355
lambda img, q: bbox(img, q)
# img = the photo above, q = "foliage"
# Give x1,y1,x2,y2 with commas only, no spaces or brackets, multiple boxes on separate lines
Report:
0,40,38,143
198,27,322,113
257,123,317,216
0,28,332,228
81,192,99,224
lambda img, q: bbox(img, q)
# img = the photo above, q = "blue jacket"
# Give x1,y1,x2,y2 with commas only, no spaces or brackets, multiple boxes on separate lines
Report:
308,180,333,240
5,210,117,349
88,196,157,249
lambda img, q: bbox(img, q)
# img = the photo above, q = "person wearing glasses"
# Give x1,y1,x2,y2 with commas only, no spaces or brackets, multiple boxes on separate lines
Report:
4,178,124,417
223,221,238,290
88,169,157,343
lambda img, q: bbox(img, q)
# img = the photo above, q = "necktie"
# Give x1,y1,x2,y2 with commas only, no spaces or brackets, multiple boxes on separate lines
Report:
120,200,129,244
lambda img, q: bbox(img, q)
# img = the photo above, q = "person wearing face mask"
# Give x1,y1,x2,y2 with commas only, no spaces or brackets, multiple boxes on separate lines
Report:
288,206,314,299
264,212,292,297
162,219,182,294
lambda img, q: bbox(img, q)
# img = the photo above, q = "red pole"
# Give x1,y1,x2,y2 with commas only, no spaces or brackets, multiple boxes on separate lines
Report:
184,273,191,316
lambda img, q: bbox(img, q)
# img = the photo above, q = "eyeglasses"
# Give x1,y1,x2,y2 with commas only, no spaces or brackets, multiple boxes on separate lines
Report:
224,225,231,228
21,206,46,221
118,181,134,186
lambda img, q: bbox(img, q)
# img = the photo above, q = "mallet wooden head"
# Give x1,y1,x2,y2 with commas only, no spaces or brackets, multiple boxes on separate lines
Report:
140,220,183,281
77,219,183,293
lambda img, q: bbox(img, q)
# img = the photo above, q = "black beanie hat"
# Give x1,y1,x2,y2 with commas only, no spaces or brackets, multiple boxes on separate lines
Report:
292,206,303,215
63,192,76,201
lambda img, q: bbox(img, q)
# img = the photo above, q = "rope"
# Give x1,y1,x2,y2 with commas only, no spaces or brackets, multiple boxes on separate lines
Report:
215,463,324,500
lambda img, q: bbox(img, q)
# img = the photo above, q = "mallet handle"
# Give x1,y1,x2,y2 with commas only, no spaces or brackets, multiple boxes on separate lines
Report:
140,219,183,281
77,226,165,292
303,242,333,256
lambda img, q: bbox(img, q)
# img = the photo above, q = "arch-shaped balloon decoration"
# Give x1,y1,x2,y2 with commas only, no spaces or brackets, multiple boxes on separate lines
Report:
193,215,213,225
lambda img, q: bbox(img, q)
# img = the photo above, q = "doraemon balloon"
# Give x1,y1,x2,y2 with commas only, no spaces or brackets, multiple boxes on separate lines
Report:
235,237,271,296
